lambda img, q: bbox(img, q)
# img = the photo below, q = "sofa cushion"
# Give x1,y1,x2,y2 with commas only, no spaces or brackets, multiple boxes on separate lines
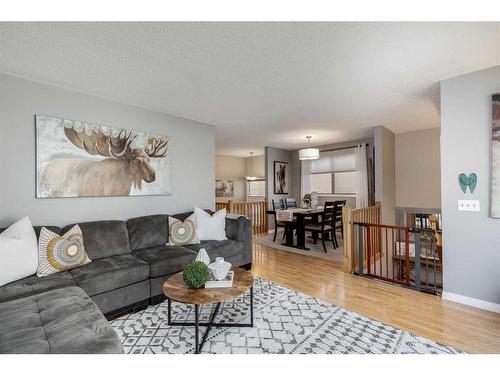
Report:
0,271,76,303
126,214,169,251
63,220,130,260
0,286,122,353
70,254,149,296
132,245,197,278
185,239,244,261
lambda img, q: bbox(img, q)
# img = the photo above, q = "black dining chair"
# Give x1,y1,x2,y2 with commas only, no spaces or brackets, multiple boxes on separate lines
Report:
285,198,298,209
332,200,346,248
272,199,294,242
304,201,335,252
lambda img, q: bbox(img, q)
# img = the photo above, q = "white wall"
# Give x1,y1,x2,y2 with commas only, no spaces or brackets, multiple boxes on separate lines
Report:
374,126,396,224
0,73,215,227
440,65,500,310
215,155,246,202
395,128,441,209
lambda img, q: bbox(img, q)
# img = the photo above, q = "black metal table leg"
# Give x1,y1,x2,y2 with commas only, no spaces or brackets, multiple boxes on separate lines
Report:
194,304,199,354
167,290,255,354
198,302,221,352
250,287,254,326
167,298,171,325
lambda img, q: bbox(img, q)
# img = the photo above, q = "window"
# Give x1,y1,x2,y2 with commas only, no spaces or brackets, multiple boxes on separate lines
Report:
309,148,357,195
334,171,356,193
246,179,265,197
311,171,356,194
311,173,333,194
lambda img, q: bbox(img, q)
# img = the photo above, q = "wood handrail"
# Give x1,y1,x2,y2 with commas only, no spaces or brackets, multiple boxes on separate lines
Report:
216,200,268,235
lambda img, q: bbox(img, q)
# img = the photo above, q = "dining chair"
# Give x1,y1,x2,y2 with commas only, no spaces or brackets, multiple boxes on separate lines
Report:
285,198,298,209
272,199,293,242
304,201,335,252
332,200,346,248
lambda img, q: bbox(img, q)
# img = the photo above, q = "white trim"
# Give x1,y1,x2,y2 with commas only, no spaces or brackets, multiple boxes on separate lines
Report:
442,292,500,313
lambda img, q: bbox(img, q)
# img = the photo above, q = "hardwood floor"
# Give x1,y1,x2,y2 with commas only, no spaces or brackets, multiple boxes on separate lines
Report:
251,242,500,353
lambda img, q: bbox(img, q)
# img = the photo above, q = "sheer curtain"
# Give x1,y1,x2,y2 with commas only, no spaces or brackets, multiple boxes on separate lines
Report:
301,160,312,198
354,144,369,208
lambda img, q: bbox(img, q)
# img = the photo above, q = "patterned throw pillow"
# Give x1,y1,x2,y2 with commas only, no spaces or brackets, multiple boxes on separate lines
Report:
167,214,200,245
37,225,91,277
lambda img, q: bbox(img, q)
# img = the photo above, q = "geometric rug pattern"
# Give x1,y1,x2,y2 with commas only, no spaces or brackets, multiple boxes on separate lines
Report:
111,278,460,354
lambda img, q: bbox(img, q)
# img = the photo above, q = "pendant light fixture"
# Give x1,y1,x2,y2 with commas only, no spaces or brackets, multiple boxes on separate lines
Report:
246,152,259,180
299,136,320,160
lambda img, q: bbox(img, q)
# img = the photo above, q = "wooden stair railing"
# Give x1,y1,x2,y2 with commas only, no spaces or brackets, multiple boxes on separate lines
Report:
215,200,268,235
342,204,381,273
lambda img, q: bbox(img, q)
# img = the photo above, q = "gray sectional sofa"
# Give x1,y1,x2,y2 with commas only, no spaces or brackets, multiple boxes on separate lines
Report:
0,211,252,354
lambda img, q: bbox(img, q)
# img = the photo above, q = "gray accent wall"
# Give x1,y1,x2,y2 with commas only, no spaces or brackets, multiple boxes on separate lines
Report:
395,128,441,209
0,73,215,227
440,65,500,306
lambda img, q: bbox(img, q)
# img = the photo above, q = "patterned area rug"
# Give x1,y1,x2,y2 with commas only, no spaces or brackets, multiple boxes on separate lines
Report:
111,278,460,354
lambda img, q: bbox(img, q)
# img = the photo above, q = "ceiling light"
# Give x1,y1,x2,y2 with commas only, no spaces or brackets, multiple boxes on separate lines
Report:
299,136,320,160
246,152,259,180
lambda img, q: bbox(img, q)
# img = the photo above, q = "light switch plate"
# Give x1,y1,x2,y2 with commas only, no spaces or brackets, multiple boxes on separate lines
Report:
458,200,480,211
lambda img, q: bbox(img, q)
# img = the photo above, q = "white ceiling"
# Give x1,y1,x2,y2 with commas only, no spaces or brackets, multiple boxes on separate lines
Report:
1,22,500,157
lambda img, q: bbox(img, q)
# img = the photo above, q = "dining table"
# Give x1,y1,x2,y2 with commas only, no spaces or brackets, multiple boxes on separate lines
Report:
266,207,324,250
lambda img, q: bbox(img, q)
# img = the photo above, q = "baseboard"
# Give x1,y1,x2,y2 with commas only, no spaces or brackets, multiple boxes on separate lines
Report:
442,291,500,313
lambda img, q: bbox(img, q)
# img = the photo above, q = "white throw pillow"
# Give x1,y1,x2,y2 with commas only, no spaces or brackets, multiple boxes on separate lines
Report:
0,216,38,287
194,207,227,241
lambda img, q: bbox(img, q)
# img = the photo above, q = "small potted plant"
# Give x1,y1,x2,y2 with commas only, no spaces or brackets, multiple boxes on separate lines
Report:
302,193,312,208
183,261,210,289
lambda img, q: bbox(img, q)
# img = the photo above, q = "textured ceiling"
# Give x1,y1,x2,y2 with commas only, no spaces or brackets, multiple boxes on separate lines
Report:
1,22,500,156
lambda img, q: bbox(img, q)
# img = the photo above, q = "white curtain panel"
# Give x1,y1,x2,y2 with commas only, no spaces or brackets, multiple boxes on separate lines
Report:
301,160,312,198
354,144,369,208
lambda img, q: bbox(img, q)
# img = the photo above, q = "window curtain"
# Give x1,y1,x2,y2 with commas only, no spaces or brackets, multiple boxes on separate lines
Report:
300,160,312,198
354,144,369,208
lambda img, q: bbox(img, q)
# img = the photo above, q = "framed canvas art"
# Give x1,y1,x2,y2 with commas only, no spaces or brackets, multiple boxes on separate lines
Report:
36,115,171,198
492,94,500,217
215,180,234,198
274,161,289,194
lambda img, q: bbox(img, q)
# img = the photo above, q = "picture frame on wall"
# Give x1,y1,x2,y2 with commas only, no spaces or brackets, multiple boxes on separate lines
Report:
36,115,171,198
491,93,500,218
215,179,235,198
274,161,289,194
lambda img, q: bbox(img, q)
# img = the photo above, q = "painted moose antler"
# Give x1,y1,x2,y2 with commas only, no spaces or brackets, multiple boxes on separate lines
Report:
64,126,136,158
145,137,169,158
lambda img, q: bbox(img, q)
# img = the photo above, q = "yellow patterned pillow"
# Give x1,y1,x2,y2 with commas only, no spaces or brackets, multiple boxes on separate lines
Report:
167,214,200,245
37,225,91,277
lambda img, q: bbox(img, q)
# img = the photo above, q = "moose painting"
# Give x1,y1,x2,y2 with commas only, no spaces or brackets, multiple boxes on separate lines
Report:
492,94,500,217
36,115,171,198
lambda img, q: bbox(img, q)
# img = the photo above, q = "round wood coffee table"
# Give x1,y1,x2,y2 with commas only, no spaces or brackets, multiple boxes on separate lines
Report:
163,267,254,354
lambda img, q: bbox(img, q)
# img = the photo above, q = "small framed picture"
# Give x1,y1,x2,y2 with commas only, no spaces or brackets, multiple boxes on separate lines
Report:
215,179,234,198
274,161,289,194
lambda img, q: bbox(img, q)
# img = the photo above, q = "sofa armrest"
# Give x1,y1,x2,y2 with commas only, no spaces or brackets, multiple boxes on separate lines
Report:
225,214,253,266
225,214,251,242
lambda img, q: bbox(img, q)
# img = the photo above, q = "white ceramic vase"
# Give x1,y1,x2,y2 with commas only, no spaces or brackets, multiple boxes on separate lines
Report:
208,257,232,280
195,248,210,265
